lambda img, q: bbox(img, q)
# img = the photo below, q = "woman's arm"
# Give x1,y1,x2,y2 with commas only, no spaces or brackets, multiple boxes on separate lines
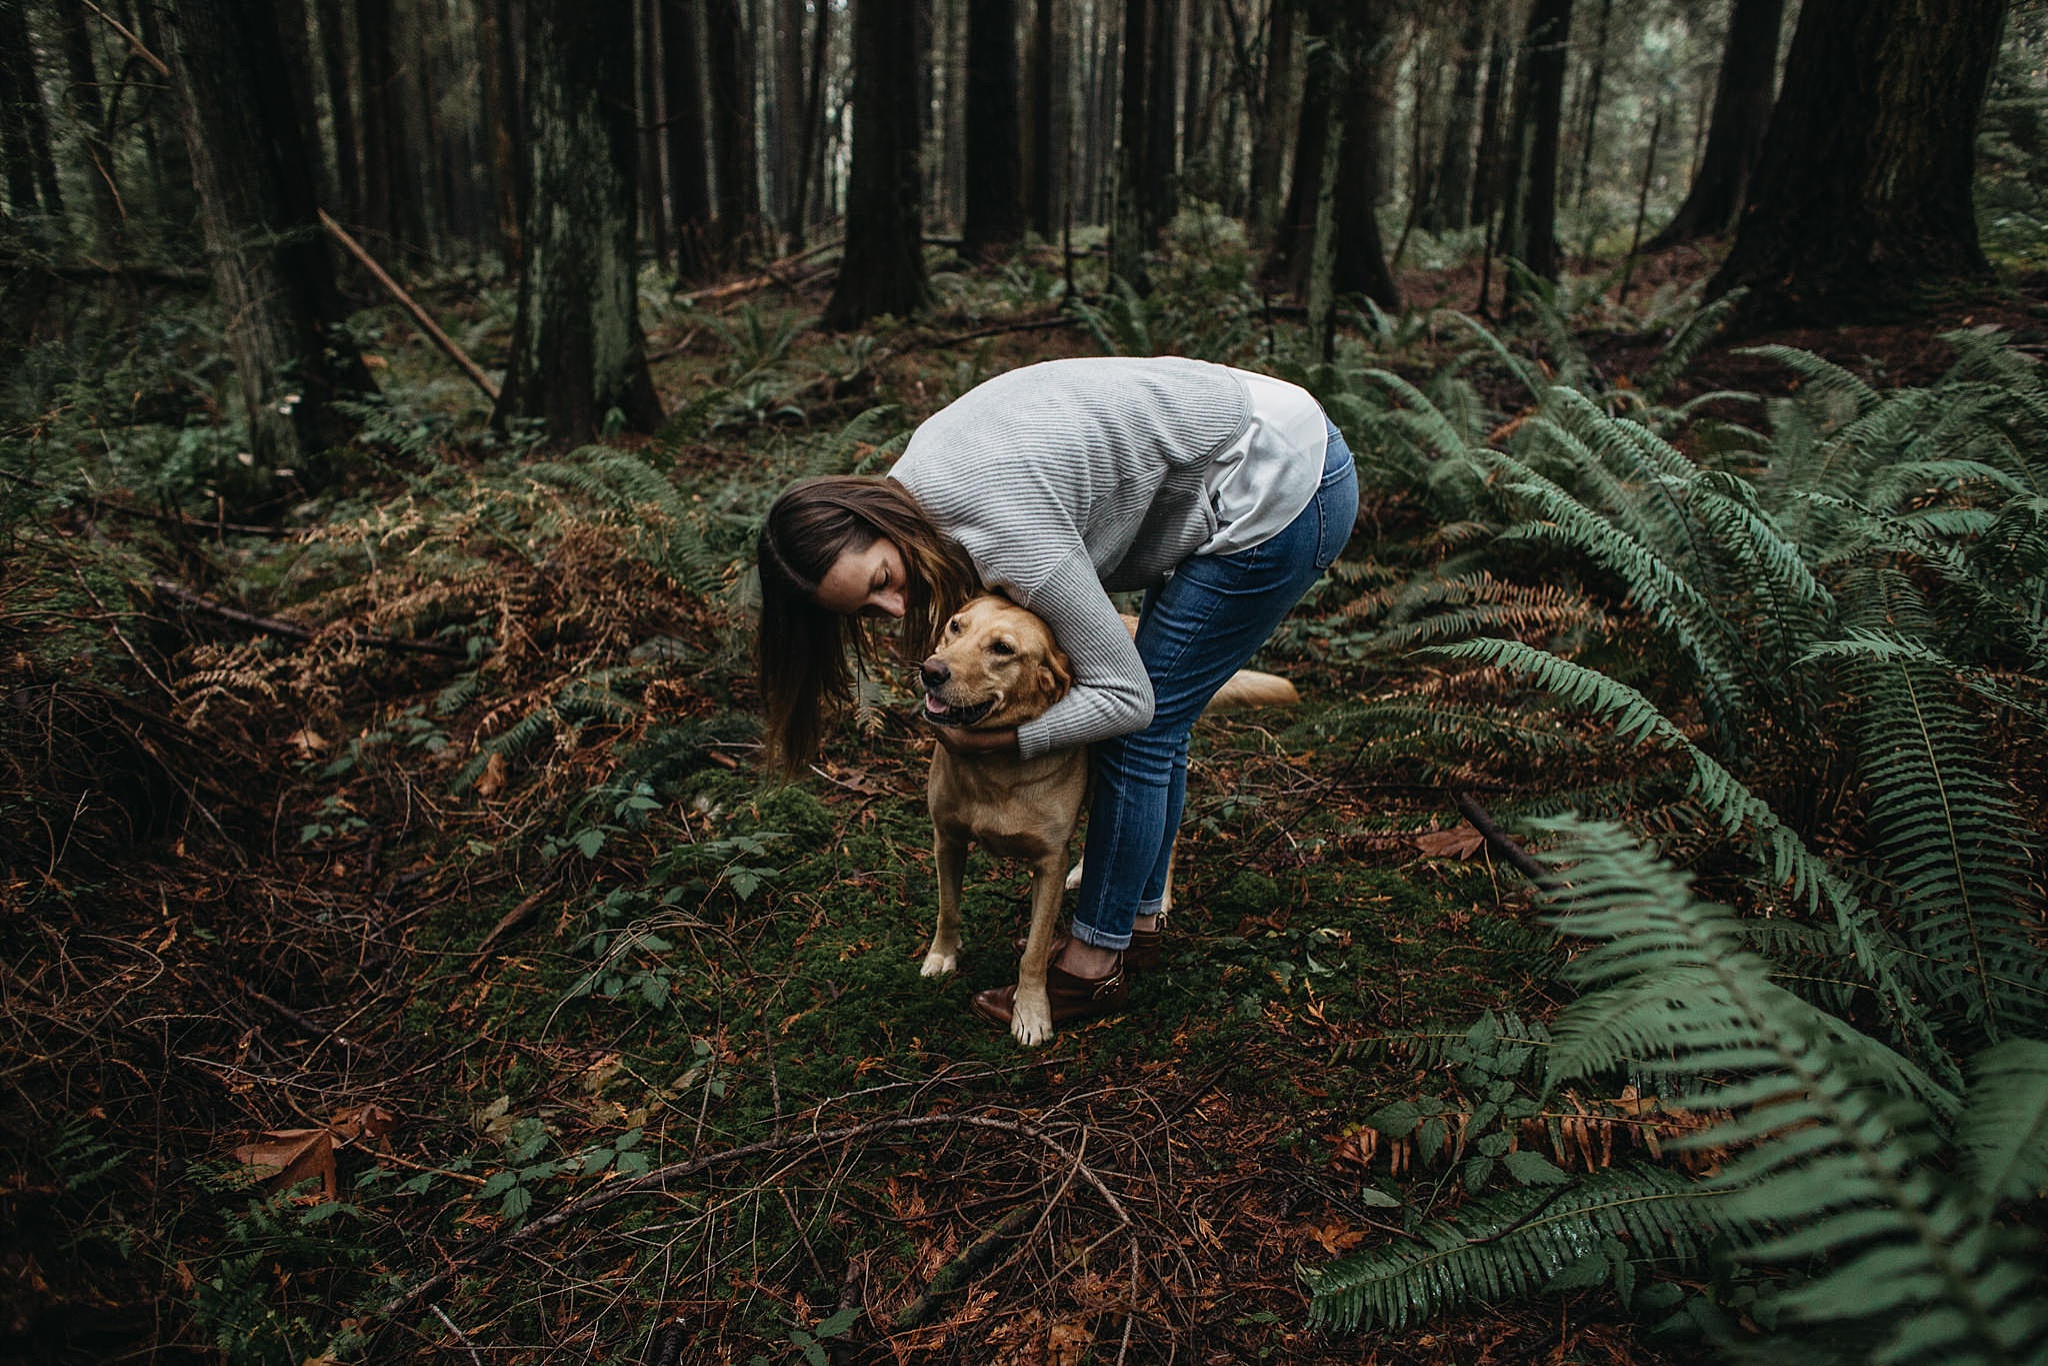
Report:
1014,551,1155,758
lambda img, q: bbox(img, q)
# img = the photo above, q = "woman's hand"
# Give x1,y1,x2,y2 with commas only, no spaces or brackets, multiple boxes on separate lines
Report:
928,723,1019,757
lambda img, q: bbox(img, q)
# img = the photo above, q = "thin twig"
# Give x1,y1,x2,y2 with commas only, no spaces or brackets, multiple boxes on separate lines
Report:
428,1303,484,1366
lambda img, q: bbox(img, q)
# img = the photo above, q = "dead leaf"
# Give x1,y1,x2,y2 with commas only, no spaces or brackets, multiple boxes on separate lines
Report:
475,751,508,798
287,727,329,759
1047,1321,1095,1366
1414,825,1486,859
329,1103,396,1144
1308,1220,1366,1254
229,1128,337,1202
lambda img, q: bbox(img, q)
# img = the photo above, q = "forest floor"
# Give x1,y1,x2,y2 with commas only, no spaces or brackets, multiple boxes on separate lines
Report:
6,231,2045,1365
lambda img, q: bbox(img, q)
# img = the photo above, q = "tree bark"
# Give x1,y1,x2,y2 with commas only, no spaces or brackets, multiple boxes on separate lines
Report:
823,0,930,326
1023,0,1059,236
704,0,759,258
661,0,712,276
0,0,63,229
313,0,362,226
1422,0,1485,232
162,0,377,488
1331,4,1399,307
962,0,1026,259
1144,0,1179,232
56,0,122,246
494,0,661,443
788,0,830,247
1645,0,1783,248
1110,0,1151,284
1709,0,2007,325
1248,0,1297,236
1569,0,1612,206
1467,13,1509,228
1262,0,1335,292
1494,0,1572,290
638,0,669,265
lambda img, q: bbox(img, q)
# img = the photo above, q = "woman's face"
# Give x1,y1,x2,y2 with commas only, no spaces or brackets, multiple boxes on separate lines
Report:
814,537,908,619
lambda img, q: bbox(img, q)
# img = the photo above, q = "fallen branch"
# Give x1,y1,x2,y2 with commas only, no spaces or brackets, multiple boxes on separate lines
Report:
1450,789,1558,888
318,209,500,402
369,1111,1129,1328
892,1202,1036,1330
149,575,467,658
677,259,835,308
470,882,560,966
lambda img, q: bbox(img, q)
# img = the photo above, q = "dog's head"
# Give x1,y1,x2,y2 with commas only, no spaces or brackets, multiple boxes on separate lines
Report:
919,594,1074,730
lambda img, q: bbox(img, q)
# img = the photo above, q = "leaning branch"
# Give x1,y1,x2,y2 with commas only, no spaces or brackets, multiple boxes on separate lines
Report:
150,576,467,658
317,209,501,402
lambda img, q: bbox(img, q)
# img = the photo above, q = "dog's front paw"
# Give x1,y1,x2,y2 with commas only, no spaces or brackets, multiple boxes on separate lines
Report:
920,945,959,977
1010,990,1054,1046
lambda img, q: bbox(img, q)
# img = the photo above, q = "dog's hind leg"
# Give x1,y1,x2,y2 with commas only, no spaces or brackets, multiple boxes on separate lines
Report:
1010,852,1067,1045
922,829,967,977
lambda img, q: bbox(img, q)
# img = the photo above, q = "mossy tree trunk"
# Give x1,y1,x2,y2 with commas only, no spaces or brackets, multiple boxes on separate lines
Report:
1708,0,2006,325
962,0,1025,261
0,0,63,234
705,0,759,259
164,0,377,491
1330,5,1400,310
494,0,662,445
1645,0,1783,248
822,0,930,327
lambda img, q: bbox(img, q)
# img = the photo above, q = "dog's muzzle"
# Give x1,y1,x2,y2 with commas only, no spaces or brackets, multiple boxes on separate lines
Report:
922,691,997,728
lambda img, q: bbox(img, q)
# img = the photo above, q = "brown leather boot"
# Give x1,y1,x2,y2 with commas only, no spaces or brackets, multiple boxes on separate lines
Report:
971,956,1127,1029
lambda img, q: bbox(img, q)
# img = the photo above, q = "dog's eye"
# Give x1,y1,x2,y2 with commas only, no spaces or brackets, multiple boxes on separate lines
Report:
947,618,963,634
989,639,1014,656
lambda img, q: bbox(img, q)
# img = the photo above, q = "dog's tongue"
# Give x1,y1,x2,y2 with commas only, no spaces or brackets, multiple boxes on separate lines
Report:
925,696,950,716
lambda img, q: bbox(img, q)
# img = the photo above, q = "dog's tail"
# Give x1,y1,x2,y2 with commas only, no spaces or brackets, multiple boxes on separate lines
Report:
1204,668,1299,713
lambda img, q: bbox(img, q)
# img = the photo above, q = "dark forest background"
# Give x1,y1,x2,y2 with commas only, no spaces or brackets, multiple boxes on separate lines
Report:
4,2,2048,1364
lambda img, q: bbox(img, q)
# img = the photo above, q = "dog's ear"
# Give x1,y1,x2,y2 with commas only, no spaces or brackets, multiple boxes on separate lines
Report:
1039,644,1074,705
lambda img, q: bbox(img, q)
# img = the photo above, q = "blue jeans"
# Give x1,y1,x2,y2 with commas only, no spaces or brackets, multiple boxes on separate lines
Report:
1070,420,1358,951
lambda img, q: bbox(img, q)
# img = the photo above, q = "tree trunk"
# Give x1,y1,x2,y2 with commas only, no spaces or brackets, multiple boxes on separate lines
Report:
1262,0,1337,292
1645,0,1782,248
962,0,1025,259
1110,0,1151,284
355,0,403,250
1332,4,1399,307
1024,0,1058,236
1494,0,1572,289
704,0,759,258
1709,0,2007,324
637,0,669,264
823,0,930,326
0,0,63,229
313,0,362,226
776,0,805,234
1467,14,1509,228
494,0,661,443
1422,0,1485,232
661,0,712,276
163,0,376,488
1144,0,1179,231
56,0,122,247
480,0,525,266
1248,0,1297,236
788,0,830,247
1569,0,1611,206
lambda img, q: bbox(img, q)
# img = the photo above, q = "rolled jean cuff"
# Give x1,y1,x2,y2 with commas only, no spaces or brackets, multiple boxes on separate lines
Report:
1068,921,1132,952
1135,895,1166,918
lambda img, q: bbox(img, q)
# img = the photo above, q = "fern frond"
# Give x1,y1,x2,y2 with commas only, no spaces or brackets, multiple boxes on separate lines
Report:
1736,345,1882,420
1306,1165,1734,1331
1959,1037,2048,1216
1425,640,1950,1086
1641,291,1744,401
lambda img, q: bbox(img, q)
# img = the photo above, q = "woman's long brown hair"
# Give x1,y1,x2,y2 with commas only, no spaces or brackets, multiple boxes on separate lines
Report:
756,476,978,774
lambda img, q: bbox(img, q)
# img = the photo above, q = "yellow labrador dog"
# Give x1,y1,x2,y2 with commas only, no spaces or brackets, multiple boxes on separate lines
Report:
917,593,1296,1045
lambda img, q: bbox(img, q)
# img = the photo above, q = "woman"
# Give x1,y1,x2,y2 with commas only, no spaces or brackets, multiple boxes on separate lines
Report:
757,356,1357,1029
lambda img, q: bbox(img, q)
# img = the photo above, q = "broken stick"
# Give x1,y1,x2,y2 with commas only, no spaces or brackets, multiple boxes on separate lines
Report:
318,208,501,402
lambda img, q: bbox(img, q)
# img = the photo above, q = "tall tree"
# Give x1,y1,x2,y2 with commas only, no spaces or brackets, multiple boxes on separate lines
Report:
1110,0,1152,284
661,0,713,275
313,0,362,225
1262,0,1335,291
1422,0,1486,232
1023,0,1059,236
787,0,830,247
1467,17,1509,228
495,0,661,443
1330,5,1398,309
1494,0,1573,288
0,0,63,230
637,0,668,265
163,0,376,485
1710,0,2008,324
704,0,759,256
823,0,930,326
1248,0,1298,236
1645,0,1783,248
56,1,121,246
480,0,526,265
1144,0,1179,231
962,0,1025,259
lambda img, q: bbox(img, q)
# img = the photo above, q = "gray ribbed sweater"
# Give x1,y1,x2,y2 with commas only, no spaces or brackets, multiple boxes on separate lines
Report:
890,357,1255,758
